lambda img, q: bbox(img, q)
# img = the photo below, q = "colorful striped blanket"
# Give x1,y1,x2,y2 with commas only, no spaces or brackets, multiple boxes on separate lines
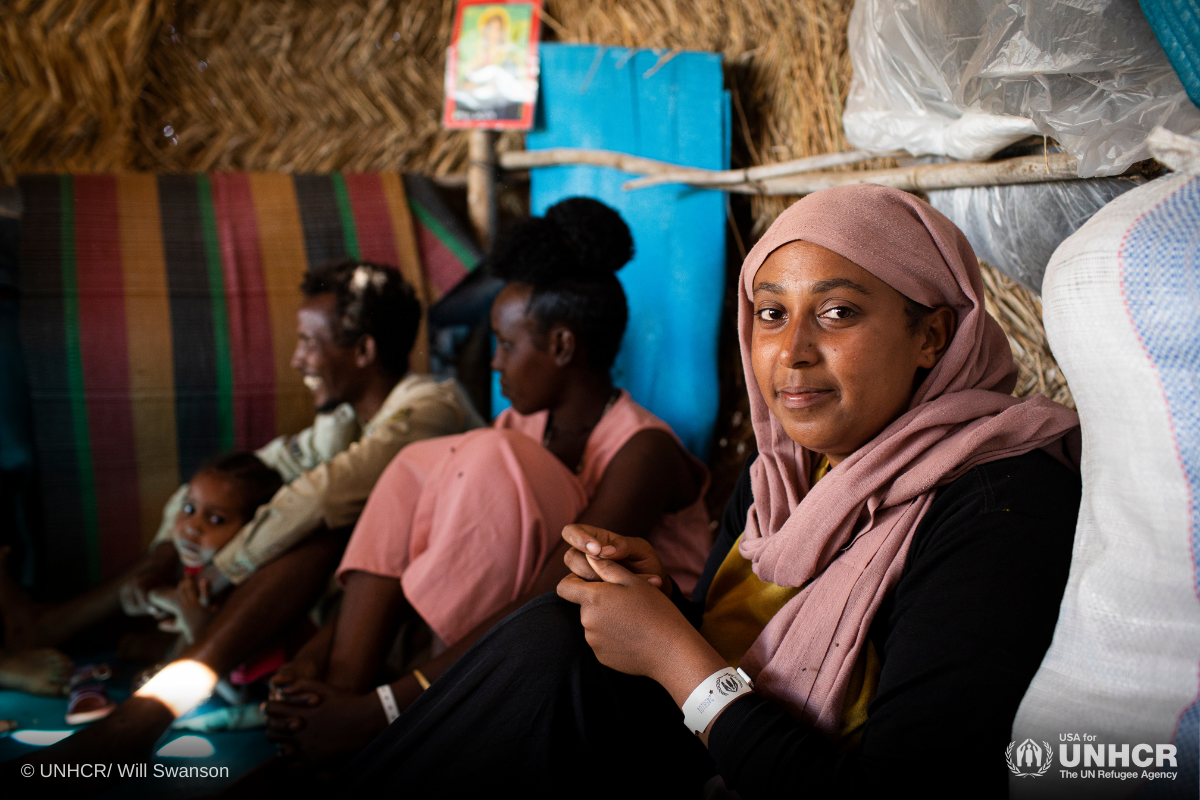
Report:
14,173,480,592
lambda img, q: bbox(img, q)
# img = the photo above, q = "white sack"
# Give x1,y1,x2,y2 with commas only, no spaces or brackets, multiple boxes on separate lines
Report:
1011,143,1200,796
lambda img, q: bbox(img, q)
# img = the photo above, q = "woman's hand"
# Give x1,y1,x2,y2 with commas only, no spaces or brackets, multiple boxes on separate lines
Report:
269,658,322,693
561,524,672,595
265,678,388,763
557,554,726,705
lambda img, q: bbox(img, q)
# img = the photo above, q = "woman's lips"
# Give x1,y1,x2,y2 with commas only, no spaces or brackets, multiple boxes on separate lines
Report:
776,387,833,409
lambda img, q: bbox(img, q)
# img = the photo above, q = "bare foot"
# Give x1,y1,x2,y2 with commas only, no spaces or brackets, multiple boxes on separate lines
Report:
0,546,49,649
0,648,73,696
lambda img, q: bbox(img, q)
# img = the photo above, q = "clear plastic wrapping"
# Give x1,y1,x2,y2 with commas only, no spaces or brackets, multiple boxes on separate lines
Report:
844,0,1200,176
926,176,1143,292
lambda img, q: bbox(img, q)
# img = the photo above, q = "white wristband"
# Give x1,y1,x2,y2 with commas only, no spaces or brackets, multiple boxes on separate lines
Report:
682,667,754,735
376,683,400,724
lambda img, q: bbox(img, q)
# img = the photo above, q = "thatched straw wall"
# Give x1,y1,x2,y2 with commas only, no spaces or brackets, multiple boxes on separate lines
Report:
2,0,1073,506
2,1,858,180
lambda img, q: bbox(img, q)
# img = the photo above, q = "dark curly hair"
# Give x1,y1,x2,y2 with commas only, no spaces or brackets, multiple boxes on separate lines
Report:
300,259,421,377
490,197,634,371
195,452,283,520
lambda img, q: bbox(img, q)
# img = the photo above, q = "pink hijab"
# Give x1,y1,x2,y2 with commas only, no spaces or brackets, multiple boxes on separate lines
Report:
736,184,1080,736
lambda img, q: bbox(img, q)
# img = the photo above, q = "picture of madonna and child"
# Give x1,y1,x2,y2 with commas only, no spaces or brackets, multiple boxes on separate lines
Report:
447,4,538,123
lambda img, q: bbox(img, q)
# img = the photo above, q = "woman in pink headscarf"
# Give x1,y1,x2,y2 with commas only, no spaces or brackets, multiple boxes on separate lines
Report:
341,185,1082,797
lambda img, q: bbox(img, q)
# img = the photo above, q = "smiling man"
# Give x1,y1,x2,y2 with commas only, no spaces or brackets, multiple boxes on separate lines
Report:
0,261,483,657
142,259,484,593
0,260,485,780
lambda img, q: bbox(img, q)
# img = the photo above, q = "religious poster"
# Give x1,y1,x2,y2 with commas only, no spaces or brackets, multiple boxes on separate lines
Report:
443,0,542,129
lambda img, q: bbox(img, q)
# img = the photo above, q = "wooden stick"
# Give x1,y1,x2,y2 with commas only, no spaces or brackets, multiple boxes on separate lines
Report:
467,130,497,249
735,152,1080,196
495,147,1079,197
431,171,528,189
496,147,899,184
430,173,469,188
493,147,1083,196
623,149,907,189
497,147,683,175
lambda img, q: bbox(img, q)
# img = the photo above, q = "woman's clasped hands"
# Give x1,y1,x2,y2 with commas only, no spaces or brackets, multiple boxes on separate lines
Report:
556,525,730,725
264,667,386,764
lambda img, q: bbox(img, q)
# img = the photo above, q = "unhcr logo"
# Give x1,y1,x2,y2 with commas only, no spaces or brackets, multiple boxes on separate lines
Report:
715,674,742,696
1007,739,1053,777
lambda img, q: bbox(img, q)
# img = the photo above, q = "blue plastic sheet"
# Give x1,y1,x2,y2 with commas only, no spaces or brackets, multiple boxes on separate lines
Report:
1141,0,1200,109
493,43,730,460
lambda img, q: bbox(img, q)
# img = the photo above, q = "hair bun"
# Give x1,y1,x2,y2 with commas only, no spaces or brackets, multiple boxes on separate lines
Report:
544,197,634,276
488,198,631,372
490,198,634,285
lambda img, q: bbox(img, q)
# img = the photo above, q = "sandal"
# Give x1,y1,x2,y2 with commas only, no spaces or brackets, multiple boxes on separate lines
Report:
64,664,116,725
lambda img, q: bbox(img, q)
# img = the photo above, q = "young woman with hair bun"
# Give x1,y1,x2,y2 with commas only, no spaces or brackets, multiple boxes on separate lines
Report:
264,197,713,763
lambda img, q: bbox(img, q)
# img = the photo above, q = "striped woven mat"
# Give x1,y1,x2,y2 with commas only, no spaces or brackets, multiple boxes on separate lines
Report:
16,173,480,592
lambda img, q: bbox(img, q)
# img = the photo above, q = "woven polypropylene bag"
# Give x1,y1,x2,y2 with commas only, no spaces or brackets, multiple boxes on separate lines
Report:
1011,168,1200,797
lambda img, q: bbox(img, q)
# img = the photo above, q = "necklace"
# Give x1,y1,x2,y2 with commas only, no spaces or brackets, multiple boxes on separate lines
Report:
542,389,621,473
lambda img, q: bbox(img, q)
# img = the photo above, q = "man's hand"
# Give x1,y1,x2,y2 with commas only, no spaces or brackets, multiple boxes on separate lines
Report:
173,575,217,645
119,545,178,617
265,678,388,763
561,524,671,595
118,579,158,618
147,586,181,629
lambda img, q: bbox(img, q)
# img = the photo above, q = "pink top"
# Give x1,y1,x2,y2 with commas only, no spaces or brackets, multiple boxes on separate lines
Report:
338,390,711,648
339,427,588,647
495,390,712,595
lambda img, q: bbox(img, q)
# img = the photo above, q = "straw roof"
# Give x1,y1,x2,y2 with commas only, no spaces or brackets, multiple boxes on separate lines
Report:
2,0,862,186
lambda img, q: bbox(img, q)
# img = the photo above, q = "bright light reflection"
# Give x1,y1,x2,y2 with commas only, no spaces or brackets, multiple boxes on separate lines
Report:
11,729,74,746
156,735,215,758
134,659,218,718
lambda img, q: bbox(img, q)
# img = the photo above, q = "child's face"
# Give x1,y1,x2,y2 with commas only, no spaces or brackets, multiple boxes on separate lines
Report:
173,471,249,569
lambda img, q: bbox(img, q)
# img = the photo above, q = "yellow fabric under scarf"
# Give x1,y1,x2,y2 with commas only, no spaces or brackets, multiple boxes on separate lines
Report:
699,457,880,742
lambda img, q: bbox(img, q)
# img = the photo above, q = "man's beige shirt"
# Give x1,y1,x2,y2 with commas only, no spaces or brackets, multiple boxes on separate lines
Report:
151,373,484,584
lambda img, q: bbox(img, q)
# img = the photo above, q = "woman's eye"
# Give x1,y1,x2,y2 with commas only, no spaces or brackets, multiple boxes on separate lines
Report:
820,306,856,321
209,515,225,526
182,503,195,515
755,307,784,322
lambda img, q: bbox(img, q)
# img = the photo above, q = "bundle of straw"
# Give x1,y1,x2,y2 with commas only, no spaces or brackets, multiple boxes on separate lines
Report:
979,261,1074,409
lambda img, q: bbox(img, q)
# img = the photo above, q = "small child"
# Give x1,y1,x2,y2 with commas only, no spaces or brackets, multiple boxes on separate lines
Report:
0,452,281,722
148,453,283,646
